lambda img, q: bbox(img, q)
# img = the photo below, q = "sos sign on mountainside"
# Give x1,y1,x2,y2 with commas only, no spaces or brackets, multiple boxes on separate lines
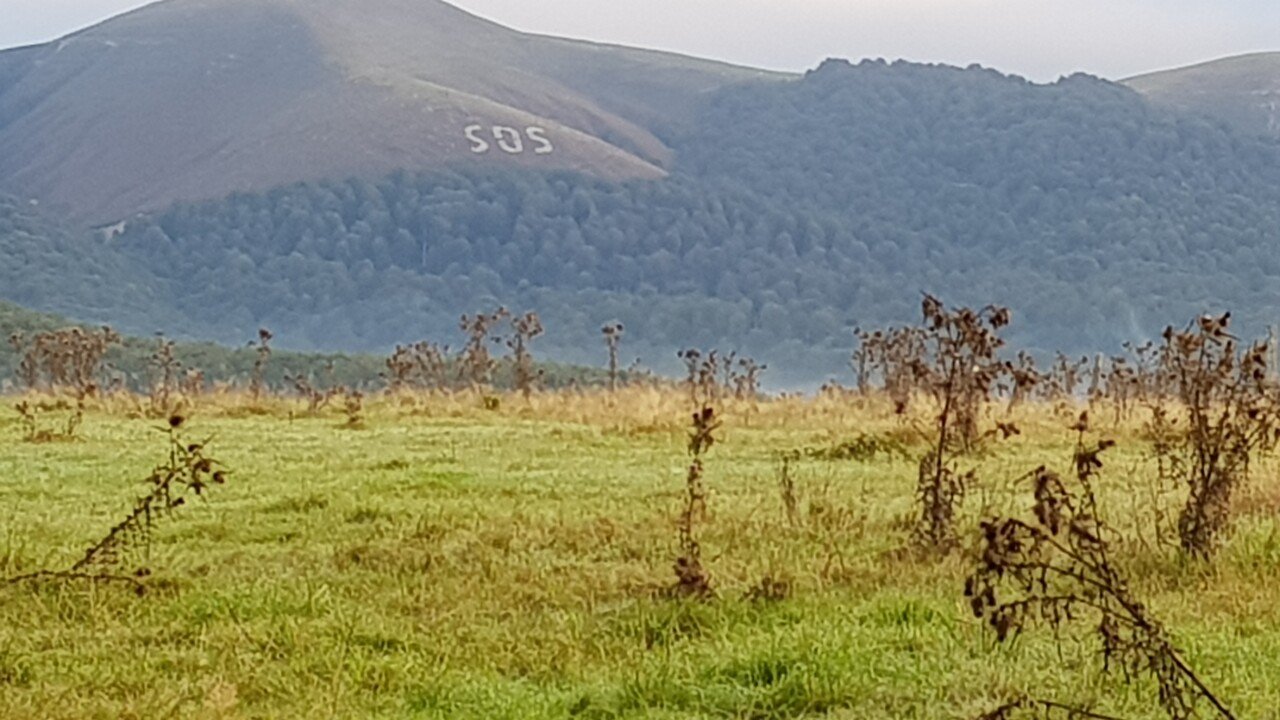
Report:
464,125,554,155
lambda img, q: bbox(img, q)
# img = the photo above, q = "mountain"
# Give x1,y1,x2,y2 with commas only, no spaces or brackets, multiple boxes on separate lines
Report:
1124,53,1280,139
0,0,780,225
43,59,1277,384
6,1,1280,384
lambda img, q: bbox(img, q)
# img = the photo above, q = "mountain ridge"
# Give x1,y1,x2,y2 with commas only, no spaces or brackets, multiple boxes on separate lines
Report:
1124,52,1280,139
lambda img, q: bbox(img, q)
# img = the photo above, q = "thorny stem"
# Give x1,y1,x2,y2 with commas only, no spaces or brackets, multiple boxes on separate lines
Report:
4,570,144,591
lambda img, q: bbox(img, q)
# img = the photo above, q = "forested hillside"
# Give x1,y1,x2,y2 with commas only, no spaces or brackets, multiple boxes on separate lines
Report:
7,59,1280,384
0,195,179,328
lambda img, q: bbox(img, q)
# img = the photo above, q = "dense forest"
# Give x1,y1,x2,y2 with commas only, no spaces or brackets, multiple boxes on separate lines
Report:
6,60,1280,384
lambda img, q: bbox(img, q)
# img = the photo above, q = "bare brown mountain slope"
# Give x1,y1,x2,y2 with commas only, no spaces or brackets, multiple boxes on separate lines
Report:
0,0,782,225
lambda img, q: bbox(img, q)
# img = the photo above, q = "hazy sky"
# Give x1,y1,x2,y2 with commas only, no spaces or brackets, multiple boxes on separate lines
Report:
4,0,1278,81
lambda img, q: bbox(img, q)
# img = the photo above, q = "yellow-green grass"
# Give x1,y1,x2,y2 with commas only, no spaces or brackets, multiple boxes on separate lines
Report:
2,390,1280,719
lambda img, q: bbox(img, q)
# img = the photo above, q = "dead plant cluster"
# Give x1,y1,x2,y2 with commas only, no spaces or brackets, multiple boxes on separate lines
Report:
458,307,510,389
286,370,340,415
383,307,549,397
144,336,207,416
1149,314,1280,559
8,327,120,398
14,398,83,443
385,341,449,392
677,348,767,404
507,311,545,398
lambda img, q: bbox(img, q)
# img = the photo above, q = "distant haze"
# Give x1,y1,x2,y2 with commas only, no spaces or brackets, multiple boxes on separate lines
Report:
3,0,1279,81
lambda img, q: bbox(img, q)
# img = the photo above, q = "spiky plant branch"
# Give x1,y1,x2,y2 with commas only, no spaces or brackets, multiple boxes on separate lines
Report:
965,415,1235,720
6,416,229,594
975,696,1127,720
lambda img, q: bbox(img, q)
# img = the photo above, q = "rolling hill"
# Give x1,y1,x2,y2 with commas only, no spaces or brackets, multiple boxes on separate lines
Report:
0,0,780,225
1125,53,1280,139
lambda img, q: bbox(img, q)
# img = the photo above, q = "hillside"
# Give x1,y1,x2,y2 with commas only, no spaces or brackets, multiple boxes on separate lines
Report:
0,194,179,328
0,0,779,225
1125,53,1280,139
7,1,1280,384
19,60,1262,385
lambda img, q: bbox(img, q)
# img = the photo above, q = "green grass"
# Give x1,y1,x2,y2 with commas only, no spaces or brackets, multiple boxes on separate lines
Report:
3,395,1280,718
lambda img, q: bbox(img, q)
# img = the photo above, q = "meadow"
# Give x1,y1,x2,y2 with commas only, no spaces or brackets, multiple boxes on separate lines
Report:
4,387,1280,720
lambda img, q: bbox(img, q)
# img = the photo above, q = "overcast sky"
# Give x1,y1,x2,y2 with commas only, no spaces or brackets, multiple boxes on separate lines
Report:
4,0,1278,81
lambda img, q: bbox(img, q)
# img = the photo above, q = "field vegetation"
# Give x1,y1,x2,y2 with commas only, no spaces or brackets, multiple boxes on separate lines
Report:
4,298,1280,718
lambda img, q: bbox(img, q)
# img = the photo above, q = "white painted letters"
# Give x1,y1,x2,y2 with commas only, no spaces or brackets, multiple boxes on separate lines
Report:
463,125,554,155
464,124,490,154
526,126,554,154
492,126,524,154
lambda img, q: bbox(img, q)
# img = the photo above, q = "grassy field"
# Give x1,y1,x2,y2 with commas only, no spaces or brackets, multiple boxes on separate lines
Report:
3,390,1280,719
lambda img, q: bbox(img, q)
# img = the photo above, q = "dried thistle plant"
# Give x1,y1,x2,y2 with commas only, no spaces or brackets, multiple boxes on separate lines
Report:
851,329,873,396
777,450,801,528
729,356,767,400
1003,351,1043,412
507,311,544,399
669,400,721,599
148,336,182,416
910,294,1013,552
965,415,1236,719
14,399,83,443
8,332,38,389
8,327,120,398
602,322,624,392
458,307,509,389
677,349,722,405
342,389,365,428
248,328,273,401
855,326,926,414
180,368,206,399
1044,352,1088,402
6,415,229,594
1150,314,1280,560
287,365,340,416
385,341,450,392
